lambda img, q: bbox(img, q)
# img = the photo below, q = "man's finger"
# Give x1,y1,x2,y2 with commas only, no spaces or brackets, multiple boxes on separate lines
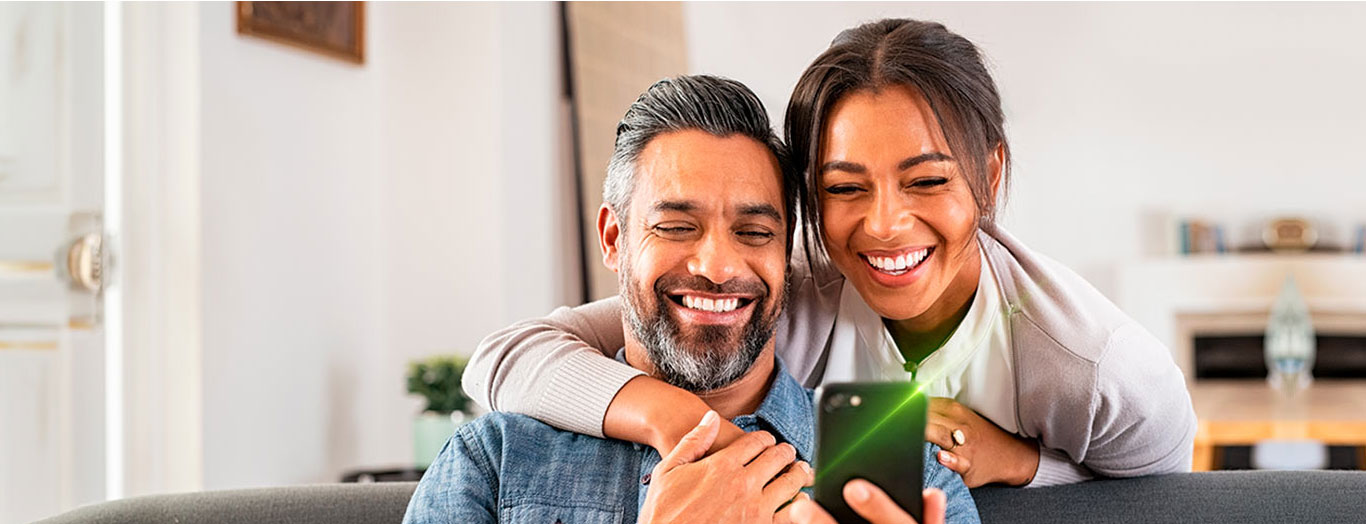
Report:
844,479,916,524
712,429,778,466
746,441,797,483
774,492,810,524
762,461,813,510
787,497,837,524
655,410,720,473
922,488,947,524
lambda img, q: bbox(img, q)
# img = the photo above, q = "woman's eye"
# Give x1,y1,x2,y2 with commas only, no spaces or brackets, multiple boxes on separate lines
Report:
823,185,862,195
909,177,949,189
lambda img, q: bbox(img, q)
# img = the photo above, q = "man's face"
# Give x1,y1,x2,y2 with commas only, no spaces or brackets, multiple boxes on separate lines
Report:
600,129,788,392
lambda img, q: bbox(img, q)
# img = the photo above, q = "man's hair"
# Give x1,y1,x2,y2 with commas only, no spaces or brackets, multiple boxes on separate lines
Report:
784,19,1011,258
603,75,799,252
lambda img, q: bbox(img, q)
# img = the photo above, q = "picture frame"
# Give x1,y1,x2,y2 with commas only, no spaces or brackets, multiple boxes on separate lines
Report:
236,1,365,64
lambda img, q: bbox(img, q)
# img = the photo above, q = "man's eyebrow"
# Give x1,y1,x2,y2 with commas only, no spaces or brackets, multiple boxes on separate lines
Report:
737,203,783,223
819,152,953,175
649,200,698,214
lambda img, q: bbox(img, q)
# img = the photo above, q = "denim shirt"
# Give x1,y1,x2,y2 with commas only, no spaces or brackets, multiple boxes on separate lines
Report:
404,356,980,524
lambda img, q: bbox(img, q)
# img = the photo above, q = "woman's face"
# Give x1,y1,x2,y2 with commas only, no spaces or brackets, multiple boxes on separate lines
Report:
817,85,995,323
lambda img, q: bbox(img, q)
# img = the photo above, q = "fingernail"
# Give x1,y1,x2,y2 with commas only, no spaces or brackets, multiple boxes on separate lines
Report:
848,481,870,502
799,461,813,475
939,451,953,465
700,410,718,426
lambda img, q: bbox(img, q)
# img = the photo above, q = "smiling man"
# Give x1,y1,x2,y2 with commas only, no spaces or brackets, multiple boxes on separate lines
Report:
403,75,978,524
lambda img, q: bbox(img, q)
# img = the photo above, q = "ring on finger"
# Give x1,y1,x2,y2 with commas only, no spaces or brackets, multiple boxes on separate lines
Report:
950,429,967,450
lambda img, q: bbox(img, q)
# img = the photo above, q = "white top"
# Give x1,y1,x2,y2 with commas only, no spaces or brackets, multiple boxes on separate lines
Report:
822,246,1019,434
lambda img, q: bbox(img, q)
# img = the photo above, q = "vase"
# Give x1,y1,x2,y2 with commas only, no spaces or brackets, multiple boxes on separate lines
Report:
414,411,468,469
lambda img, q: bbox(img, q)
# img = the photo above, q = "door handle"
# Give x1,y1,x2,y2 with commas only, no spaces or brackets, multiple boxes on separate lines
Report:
58,233,104,293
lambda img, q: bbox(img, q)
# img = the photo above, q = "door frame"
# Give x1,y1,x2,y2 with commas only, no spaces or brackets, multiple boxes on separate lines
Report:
110,1,205,499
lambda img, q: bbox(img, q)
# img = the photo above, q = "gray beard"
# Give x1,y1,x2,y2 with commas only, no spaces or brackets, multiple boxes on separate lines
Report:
620,266,781,393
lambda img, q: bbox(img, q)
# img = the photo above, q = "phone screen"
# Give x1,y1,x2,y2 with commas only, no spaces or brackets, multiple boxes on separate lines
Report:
813,381,927,523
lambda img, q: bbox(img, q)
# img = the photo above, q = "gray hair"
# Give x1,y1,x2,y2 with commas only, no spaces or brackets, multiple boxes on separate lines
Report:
602,75,798,249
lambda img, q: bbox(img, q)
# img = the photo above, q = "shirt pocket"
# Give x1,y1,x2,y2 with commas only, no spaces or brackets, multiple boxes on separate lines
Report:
499,501,624,524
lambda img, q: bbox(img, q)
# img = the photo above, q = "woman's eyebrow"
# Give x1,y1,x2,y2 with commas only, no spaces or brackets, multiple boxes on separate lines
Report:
820,152,952,175
897,152,952,171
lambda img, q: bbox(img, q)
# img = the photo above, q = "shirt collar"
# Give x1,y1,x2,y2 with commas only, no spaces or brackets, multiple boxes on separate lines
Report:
614,349,814,464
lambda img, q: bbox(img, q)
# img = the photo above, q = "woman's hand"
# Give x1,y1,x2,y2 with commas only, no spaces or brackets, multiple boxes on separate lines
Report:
785,481,946,524
925,397,1040,487
605,375,746,455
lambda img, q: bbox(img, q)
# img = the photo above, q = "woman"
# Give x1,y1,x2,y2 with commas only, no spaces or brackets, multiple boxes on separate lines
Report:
464,18,1195,488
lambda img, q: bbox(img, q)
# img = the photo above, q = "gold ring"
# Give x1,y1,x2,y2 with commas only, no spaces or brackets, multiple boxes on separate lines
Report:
951,429,967,449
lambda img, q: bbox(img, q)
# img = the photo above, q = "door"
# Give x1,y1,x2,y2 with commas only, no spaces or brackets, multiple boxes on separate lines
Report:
0,3,113,522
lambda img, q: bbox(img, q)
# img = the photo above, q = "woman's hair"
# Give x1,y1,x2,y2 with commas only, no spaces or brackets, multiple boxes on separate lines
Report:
784,18,1011,258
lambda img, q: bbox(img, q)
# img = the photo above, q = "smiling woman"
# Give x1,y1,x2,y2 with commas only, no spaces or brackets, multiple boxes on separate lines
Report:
463,17,1197,496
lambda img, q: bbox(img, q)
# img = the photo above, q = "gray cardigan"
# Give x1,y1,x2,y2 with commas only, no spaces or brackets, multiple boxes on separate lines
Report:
464,225,1197,486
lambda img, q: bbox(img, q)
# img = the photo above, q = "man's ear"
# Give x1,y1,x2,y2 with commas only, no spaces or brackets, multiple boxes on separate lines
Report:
988,143,1005,202
597,204,622,273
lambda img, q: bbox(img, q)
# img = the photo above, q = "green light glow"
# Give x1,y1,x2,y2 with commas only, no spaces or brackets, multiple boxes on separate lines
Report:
815,373,943,483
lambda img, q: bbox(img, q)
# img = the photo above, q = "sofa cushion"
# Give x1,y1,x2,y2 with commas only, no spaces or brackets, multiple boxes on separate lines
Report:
34,483,419,524
972,470,1366,523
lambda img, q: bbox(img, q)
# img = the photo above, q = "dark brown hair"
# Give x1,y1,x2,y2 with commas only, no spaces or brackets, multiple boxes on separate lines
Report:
784,18,1011,258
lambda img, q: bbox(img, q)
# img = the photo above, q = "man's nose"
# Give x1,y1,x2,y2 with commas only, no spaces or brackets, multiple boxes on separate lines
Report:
687,231,744,285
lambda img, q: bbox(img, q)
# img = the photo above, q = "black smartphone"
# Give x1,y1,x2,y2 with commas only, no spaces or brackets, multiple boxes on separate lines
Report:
813,381,926,524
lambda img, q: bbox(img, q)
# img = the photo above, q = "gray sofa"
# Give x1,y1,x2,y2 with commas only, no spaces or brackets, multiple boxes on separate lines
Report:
35,471,1366,524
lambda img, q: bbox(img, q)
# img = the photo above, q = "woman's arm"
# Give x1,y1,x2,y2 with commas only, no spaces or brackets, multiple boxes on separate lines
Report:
463,296,744,451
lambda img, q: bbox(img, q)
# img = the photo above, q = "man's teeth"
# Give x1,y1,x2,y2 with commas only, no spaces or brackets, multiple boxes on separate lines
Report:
681,295,740,313
866,249,930,273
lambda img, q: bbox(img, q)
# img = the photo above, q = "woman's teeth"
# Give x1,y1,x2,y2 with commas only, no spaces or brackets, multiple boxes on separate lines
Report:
681,295,740,313
865,249,930,275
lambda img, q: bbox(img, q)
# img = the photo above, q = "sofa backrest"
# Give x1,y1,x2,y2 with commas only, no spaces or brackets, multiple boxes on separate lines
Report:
34,471,1366,523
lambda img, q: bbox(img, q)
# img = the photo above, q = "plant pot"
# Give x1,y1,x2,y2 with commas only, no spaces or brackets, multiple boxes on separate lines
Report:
414,411,468,469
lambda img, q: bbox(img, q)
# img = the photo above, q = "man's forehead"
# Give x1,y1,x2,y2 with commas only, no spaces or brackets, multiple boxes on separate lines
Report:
632,130,784,217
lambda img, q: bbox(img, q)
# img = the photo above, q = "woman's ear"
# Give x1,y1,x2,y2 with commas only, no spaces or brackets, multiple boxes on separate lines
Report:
598,204,622,273
988,143,1005,203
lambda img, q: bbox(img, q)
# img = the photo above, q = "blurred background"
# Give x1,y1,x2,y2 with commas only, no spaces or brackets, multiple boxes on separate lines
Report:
3,2,1366,522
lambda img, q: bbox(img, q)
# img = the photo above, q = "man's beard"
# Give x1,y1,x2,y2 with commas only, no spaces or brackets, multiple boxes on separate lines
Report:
620,265,786,393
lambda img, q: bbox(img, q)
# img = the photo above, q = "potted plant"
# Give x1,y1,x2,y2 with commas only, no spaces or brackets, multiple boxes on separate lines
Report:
406,355,472,469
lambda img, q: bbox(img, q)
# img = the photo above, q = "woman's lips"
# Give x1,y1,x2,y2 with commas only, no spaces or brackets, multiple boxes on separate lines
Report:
859,246,934,286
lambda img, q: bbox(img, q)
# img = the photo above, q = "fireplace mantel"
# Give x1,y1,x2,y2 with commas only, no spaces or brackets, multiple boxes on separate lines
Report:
1118,254,1366,381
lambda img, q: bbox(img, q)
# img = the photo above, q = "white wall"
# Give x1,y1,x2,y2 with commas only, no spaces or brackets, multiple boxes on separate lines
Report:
683,2,1366,297
198,2,568,489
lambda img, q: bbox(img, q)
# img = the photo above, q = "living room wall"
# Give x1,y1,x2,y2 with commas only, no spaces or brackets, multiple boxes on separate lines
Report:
683,2,1366,297
198,2,571,489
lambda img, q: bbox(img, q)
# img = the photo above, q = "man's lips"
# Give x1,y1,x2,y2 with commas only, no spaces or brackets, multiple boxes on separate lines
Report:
664,291,757,314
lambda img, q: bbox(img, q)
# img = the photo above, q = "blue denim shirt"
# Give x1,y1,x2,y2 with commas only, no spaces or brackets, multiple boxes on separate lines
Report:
404,357,980,524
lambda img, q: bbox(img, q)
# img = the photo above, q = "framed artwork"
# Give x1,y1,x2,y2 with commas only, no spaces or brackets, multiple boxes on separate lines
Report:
236,1,365,64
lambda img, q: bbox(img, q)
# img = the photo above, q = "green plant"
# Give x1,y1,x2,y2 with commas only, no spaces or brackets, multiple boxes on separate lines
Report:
406,355,471,414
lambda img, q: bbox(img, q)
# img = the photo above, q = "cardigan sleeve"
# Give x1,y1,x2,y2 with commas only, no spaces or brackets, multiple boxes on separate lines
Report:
462,296,643,438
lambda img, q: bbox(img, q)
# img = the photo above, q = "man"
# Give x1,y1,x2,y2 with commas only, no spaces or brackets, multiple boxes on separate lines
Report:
403,75,978,524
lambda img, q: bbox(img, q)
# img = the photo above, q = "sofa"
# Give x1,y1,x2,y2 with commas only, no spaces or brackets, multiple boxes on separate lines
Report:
34,471,1366,524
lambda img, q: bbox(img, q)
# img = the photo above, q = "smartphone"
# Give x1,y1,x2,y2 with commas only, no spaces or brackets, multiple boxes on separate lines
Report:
813,381,926,523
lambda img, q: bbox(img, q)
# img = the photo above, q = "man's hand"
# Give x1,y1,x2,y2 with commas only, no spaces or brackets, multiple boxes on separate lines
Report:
926,397,1039,487
786,481,946,524
639,410,814,524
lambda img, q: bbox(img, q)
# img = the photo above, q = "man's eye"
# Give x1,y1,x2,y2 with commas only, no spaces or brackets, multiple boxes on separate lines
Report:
654,226,695,235
737,230,775,245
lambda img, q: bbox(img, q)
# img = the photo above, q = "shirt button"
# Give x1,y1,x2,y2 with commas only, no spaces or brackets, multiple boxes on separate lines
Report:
640,473,652,485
